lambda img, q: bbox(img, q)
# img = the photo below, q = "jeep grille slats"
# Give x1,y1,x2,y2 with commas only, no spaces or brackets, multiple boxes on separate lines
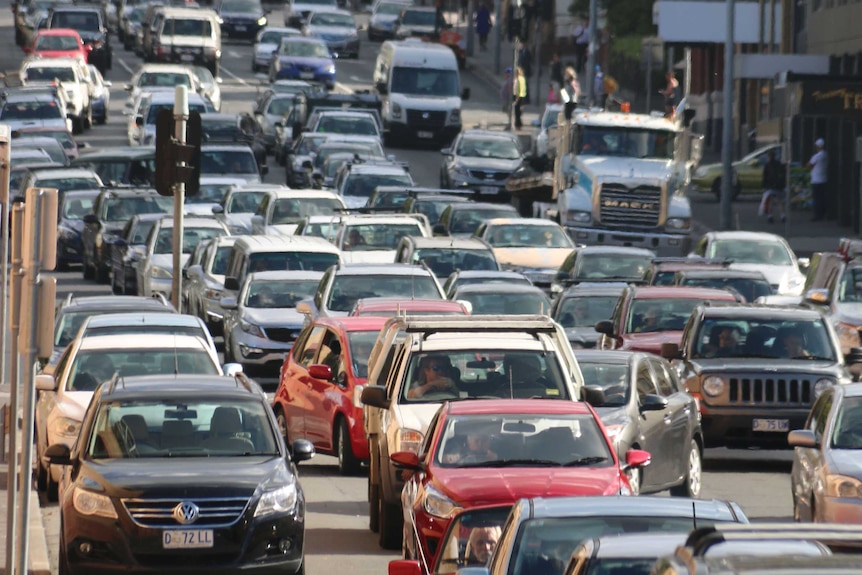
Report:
727,377,812,405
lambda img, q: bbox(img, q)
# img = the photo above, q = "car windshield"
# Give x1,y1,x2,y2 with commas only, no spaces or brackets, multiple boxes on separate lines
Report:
627,297,730,334
103,196,172,222
272,197,343,223
226,191,266,213
577,126,675,159
401,8,435,25
377,2,408,14
706,239,794,266
61,195,95,220
577,362,630,407
43,177,101,192
153,227,225,255
401,350,571,403
138,72,192,89
391,66,458,97
247,251,339,272
679,276,771,303
267,96,295,116
211,245,233,274
575,254,649,281
190,183,233,204
315,116,378,136
311,12,354,26
202,150,259,175
25,66,75,82
831,397,862,449
555,295,617,328
344,174,412,198
458,290,550,315
164,18,212,36
35,34,80,50
413,248,498,278
327,273,440,311
690,317,836,361
280,40,330,58
348,330,378,378
435,413,612,468
434,507,511,575
53,11,100,31
68,348,218,392
260,30,296,44
244,279,319,308
486,224,571,248
84,398,279,458
450,209,516,234
456,137,521,160
838,268,862,303
130,219,156,244
147,102,208,125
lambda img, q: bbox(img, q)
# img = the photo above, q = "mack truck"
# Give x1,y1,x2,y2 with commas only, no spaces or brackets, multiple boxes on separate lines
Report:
508,101,702,257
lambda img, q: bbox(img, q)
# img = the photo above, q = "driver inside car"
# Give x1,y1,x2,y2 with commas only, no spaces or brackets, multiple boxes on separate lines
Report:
407,355,458,398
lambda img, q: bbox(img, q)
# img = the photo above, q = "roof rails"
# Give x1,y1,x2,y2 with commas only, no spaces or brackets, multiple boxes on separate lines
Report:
560,277,646,287
386,314,560,338
106,371,124,394
651,256,732,266
684,523,862,556
234,372,255,393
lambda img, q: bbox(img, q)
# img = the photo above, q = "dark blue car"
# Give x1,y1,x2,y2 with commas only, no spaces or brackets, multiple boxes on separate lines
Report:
269,37,335,89
57,189,100,270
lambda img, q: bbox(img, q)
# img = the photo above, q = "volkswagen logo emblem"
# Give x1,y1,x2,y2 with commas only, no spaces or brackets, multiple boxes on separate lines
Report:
422,112,429,119
172,501,200,525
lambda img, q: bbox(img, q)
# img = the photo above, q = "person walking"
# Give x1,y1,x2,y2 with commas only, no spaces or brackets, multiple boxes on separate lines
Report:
501,67,513,114
807,138,828,221
513,65,527,129
660,71,679,118
571,18,589,73
475,2,491,51
759,149,786,224
549,51,564,97
562,65,580,104
592,65,606,109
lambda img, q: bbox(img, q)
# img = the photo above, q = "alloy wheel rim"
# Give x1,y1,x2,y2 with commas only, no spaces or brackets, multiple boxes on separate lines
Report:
689,444,702,496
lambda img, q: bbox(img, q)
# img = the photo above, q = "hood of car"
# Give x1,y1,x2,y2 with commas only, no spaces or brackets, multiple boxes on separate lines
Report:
341,250,397,264
34,49,83,59
621,331,683,354
85,455,289,496
690,358,842,374
278,55,333,68
433,466,622,506
493,247,571,270
727,263,804,294
265,223,300,236
242,307,305,326
393,403,442,437
456,157,521,171
828,449,862,479
149,253,190,271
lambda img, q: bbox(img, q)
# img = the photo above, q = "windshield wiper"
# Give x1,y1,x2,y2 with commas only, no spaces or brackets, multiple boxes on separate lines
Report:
793,355,834,361
460,459,564,468
562,456,608,466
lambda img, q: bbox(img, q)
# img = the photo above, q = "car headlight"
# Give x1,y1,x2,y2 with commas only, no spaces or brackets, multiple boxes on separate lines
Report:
73,487,118,519
564,210,591,224
449,108,460,123
49,416,81,438
422,484,461,519
814,378,834,397
702,375,725,397
323,64,335,74
826,474,862,498
254,480,298,516
391,102,402,119
257,16,267,25
451,163,468,176
150,266,172,279
396,428,423,453
240,319,265,337
665,217,690,230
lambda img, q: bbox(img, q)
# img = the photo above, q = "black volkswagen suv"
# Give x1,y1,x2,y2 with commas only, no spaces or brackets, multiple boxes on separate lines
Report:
47,373,314,575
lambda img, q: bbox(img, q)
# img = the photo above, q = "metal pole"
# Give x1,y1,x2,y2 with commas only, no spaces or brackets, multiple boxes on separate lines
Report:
171,86,189,311
4,202,22,575
720,0,735,230
16,192,42,575
493,0,501,73
785,117,792,238
466,0,474,57
684,47,692,98
533,18,541,110
0,125,10,386
646,46,652,114
585,0,597,106
509,36,519,130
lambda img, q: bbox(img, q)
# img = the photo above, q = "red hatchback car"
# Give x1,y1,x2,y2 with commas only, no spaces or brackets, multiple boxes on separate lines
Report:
596,285,741,355
273,315,388,475
25,29,89,62
391,399,650,569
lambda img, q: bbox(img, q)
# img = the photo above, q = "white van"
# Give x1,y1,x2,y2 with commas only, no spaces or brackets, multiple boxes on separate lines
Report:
373,39,469,146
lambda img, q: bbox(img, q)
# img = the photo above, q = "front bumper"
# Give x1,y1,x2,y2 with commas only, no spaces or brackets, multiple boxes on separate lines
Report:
412,508,451,564
389,122,460,145
231,330,294,371
274,68,334,89
700,405,808,448
819,496,862,523
565,226,692,257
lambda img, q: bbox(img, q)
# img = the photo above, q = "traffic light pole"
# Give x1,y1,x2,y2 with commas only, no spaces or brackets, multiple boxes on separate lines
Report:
171,86,188,311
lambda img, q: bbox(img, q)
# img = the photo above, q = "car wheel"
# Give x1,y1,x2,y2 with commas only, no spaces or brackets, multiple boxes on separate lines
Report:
378,495,402,550
669,439,702,498
336,418,362,476
625,466,641,496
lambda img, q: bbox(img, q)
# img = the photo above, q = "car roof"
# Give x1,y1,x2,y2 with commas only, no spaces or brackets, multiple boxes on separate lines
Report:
61,295,174,311
153,217,227,229
445,398,592,416
524,495,742,521
630,286,739,300
679,269,768,279
83,313,202,329
201,143,257,152
355,297,466,312
700,554,862,573
450,270,527,280
405,237,490,249
267,188,344,200
98,374,264,401
246,270,324,282
698,303,823,319
454,283,547,295
77,333,207,351
232,234,340,253
592,532,685,559
705,230,788,243
30,168,97,179
560,282,629,296
335,263,434,276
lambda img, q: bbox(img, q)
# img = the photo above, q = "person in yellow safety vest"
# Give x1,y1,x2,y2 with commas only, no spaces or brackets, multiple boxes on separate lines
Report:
513,65,527,129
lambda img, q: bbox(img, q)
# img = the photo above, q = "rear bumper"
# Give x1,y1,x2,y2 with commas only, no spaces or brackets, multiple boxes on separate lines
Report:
565,226,692,257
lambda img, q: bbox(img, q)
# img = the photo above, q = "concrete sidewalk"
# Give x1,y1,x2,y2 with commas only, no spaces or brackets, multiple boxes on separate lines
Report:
0,386,53,575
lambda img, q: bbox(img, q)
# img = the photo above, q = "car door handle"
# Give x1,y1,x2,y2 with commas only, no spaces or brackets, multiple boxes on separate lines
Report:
663,414,672,424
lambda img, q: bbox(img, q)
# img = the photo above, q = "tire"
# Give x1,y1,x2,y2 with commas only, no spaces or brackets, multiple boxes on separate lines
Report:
336,419,362,476
669,439,702,498
378,496,402,550
58,520,71,575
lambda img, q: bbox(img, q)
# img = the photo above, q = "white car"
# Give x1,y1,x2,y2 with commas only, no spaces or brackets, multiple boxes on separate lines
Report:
192,64,222,112
21,56,93,133
690,230,808,295
334,213,431,264
124,63,200,108
34,333,225,499
250,188,347,236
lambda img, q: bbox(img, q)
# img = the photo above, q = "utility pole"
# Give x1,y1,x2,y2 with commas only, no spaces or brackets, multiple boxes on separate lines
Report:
466,0,474,56
0,125,10,386
720,0,735,230
584,0,598,106
171,86,188,310
493,0,502,73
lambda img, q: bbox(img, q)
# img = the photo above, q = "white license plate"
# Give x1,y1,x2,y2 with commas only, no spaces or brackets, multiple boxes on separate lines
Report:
417,130,434,139
235,25,247,31
299,72,315,79
180,54,194,62
162,529,214,549
479,186,498,194
752,418,789,432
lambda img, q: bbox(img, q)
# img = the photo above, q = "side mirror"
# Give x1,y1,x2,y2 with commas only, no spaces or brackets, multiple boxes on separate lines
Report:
440,147,451,155
224,276,239,291
291,438,315,462
124,83,133,91
388,560,423,575
219,296,238,310
846,347,862,366
223,363,243,376
187,264,203,278
211,204,224,214
35,374,57,391
134,115,143,127
308,363,333,380
624,448,651,469
390,450,421,470
376,81,388,95
83,214,99,225
788,429,818,449
640,393,668,412
581,385,605,406
797,257,810,273
461,87,470,100
360,384,390,409
432,223,447,236
594,319,614,337
660,342,681,360
296,300,313,315
45,443,71,466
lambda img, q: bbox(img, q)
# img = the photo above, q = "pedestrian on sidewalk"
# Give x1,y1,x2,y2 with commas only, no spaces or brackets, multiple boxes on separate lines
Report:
571,18,589,73
460,0,468,23
593,65,606,109
501,67,513,114
562,65,580,104
475,2,491,50
807,138,829,222
661,71,679,119
549,51,564,97
513,65,527,129
759,149,786,224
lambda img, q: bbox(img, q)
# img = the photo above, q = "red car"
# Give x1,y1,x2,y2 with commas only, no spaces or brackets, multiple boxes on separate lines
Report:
391,399,650,569
24,29,89,62
350,297,469,317
596,285,741,355
273,315,388,475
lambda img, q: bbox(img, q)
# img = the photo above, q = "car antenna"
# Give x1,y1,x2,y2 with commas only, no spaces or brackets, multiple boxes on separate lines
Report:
692,501,697,531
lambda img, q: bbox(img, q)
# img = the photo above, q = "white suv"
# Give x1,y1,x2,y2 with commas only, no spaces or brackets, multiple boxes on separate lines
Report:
20,56,93,133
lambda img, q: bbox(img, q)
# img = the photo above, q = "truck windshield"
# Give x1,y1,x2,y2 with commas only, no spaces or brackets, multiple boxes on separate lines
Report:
577,126,675,159
391,67,459,97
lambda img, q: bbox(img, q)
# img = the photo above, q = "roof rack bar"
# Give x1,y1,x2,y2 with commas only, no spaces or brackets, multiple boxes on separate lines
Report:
388,314,560,336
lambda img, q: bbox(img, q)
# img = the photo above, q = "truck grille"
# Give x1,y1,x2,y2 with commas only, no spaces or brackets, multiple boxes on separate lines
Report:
406,109,446,128
727,376,813,406
263,327,302,343
468,170,509,181
598,184,661,230
123,497,250,528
